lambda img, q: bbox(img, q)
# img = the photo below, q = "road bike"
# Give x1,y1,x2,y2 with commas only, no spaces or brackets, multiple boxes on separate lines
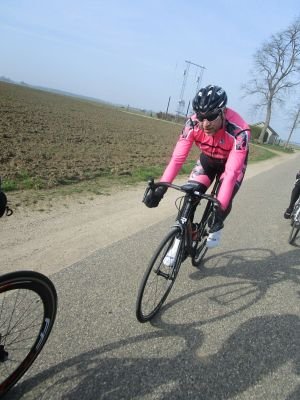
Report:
136,177,220,323
0,182,58,397
288,197,300,245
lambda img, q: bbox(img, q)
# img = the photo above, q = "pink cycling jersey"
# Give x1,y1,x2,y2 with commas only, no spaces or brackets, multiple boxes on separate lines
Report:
160,107,251,210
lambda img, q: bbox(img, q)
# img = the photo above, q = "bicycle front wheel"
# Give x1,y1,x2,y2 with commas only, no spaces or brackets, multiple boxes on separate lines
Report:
289,221,300,244
136,227,184,322
0,270,57,397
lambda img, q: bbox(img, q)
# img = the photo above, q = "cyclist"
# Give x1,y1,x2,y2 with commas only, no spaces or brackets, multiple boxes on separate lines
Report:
0,188,8,218
144,84,251,248
0,178,11,218
284,170,300,219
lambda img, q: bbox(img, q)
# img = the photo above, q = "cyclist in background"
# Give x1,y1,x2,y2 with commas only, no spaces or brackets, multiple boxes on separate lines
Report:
144,84,251,248
284,171,300,219
0,177,12,218
0,191,7,218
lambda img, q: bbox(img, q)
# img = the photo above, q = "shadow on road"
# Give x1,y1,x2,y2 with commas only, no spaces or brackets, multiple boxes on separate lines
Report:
6,247,300,400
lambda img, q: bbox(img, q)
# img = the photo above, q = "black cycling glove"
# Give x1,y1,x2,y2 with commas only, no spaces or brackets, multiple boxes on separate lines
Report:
144,186,167,208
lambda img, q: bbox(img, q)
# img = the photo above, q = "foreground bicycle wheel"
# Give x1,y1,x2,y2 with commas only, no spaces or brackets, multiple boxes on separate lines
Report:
289,221,300,244
136,227,184,322
0,270,57,397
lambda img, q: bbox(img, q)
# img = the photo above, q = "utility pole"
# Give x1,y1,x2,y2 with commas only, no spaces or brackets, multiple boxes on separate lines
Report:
165,96,171,119
176,60,206,118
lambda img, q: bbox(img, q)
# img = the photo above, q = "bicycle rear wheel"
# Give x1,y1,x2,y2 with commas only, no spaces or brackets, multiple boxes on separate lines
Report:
191,202,213,267
0,270,57,397
289,221,300,244
136,227,184,322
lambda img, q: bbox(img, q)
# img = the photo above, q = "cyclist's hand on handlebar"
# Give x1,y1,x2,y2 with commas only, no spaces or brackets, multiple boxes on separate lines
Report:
144,186,167,208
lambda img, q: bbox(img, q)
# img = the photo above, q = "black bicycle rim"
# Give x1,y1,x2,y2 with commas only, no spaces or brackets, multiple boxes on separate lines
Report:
289,222,300,244
0,270,57,396
192,238,208,267
136,228,183,322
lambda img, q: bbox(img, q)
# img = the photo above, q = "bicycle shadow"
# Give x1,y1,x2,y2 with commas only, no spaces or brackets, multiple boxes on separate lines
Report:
5,247,300,399
191,247,300,287
197,248,300,293
145,247,299,328
5,314,299,400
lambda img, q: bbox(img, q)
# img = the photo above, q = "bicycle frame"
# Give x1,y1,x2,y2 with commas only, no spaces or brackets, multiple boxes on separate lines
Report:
137,178,221,322
143,177,221,258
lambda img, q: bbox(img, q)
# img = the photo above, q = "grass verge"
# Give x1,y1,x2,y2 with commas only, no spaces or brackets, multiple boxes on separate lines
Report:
4,144,289,210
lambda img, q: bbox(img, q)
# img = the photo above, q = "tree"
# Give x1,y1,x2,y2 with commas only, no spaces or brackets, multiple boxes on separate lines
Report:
243,17,300,143
285,104,300,148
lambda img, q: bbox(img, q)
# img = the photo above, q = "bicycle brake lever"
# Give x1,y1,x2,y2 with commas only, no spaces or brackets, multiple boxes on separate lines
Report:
147,177,155,188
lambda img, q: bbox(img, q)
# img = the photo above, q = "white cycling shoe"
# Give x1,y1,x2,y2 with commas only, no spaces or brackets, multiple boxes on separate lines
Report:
206,229,222,248
163,238,180,267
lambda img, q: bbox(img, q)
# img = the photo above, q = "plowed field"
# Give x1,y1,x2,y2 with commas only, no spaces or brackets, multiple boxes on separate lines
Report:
0,82,189,189
0,81,264,194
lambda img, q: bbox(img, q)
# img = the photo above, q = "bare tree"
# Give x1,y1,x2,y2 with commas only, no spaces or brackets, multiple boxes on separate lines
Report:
243,17,300,143
285,104,300,148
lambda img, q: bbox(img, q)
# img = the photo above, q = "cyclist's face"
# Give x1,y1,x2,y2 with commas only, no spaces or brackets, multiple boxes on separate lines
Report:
199,112,223,135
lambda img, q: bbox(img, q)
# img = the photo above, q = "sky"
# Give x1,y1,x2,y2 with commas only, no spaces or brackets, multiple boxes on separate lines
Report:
1,0,300,141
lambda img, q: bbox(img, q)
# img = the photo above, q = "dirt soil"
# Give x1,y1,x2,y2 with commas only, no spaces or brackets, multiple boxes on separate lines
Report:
1,150,297,277
0,81,270,191
0,81,184,188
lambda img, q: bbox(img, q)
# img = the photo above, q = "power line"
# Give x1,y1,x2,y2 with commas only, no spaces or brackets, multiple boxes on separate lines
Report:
176,60,206,117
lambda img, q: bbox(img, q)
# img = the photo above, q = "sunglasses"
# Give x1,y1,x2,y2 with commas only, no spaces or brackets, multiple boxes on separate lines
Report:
197,110,221,122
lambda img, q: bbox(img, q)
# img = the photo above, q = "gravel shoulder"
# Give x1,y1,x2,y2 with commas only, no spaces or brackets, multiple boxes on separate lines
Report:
1,151,298,276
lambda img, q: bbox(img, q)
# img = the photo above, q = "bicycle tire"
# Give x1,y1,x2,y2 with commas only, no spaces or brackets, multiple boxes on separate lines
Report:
136,227,184,322
288,221,300,244
0,270,57,397
191,202,213,267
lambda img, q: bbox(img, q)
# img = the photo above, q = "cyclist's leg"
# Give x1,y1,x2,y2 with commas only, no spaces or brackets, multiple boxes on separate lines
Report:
207,162,247,247
284,180,300,218
216,178,241,221
187,153,216,228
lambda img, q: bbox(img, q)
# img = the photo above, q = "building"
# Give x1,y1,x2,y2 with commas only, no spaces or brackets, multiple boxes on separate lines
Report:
252,122,280,144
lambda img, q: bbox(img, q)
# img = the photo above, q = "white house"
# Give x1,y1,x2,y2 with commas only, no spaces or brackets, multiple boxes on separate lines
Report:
252,122,280,144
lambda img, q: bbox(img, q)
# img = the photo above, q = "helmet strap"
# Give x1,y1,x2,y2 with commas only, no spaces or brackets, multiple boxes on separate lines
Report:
220,108,226,128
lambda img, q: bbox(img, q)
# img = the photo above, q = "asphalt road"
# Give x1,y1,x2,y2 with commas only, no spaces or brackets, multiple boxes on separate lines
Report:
5,154,300,400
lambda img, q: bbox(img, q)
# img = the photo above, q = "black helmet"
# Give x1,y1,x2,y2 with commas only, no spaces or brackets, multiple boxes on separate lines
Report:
192,85,227,114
